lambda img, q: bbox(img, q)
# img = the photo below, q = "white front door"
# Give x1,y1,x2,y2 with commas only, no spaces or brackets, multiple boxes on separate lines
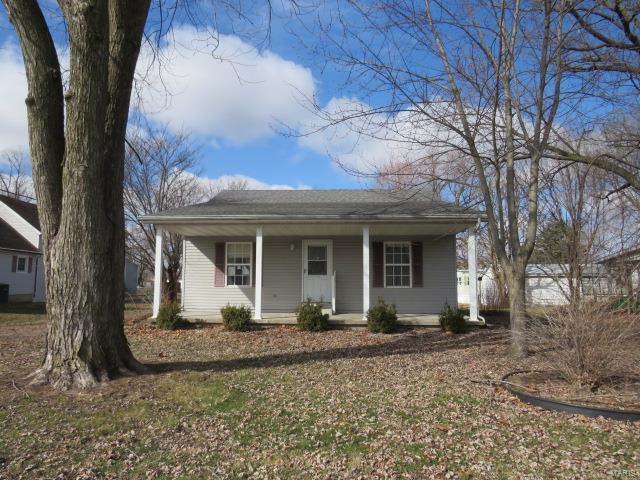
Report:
302,240,333,303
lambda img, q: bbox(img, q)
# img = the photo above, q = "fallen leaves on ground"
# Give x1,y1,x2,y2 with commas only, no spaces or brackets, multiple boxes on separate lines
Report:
0,318,638,479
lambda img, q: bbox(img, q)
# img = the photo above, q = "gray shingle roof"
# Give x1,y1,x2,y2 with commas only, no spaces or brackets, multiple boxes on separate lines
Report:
0,194,39,230
0,218,40,253
144,189,483,221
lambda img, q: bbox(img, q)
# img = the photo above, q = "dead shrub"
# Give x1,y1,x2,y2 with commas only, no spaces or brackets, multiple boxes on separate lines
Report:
482,282,508,310
527,302,640,391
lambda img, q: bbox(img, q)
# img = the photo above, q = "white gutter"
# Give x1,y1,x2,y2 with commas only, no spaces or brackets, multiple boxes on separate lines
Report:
140,215,486,225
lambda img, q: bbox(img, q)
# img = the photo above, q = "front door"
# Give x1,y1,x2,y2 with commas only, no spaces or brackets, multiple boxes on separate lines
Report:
302,240,332,303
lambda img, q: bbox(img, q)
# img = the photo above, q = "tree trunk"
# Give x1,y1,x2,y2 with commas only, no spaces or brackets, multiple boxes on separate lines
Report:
3,0,152,389
507,271,528,356
165,265,179,303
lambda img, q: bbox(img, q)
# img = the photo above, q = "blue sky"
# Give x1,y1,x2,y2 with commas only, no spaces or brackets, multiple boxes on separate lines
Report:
0,2,381,191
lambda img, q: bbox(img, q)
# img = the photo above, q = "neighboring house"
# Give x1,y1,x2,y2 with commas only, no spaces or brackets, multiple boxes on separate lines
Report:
0,194,45,302
598,247,640,297
142,189,485,326
0,194,139,302
460,264,611,306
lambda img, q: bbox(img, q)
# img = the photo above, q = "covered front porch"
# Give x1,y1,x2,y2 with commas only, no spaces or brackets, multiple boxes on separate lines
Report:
150,220,482,326
180,311,442,327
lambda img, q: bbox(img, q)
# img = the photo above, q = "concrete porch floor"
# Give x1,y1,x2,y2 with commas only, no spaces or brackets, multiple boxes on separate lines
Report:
181,311,441,327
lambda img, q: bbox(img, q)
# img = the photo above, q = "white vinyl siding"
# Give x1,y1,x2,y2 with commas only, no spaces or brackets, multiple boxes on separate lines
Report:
371,235,457,314
333,238,363,313
262,239,302,312
183,237,255,313
181,234,458,316
0,251,39,299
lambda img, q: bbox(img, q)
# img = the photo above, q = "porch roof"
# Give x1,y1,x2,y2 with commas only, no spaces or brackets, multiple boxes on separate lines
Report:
141,189,484,224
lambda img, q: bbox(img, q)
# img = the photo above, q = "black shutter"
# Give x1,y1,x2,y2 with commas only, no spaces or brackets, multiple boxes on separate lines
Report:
372,242,384,288
214,243,226,287
411,241,423,287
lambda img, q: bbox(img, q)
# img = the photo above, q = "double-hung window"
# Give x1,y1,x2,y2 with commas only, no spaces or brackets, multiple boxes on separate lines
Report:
384,242,411,287
226,242,252,286
16,256,27,274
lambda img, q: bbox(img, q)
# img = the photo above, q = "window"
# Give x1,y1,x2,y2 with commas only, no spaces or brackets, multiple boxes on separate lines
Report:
384,242,411,287
16,256,27,273
226,243,251,286
307,245,327,275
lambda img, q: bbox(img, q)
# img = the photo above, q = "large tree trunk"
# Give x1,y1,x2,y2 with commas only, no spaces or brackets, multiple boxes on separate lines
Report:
4,0,152,389
507,270,528,356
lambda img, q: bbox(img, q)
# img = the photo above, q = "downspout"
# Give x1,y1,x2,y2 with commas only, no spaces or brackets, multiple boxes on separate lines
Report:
32,255,38,301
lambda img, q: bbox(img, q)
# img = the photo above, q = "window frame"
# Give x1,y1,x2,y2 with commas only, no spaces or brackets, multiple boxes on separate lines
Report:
383,241,412,288
225,242,252,287
306,244,329,276
15,255,28,274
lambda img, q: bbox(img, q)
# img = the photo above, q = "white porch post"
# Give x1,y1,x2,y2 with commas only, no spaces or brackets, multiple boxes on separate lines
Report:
152,227,163,318
467,225,478,323
254,226,263,320
362,225,370,320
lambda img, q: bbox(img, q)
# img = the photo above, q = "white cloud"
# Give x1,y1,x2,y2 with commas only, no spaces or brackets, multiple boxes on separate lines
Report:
0,42,29,151
298,97,443,173
187,172,310,195
138,26,316,144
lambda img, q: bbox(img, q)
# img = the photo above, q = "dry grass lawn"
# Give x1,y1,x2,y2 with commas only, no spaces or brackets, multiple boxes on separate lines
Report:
0,306,638,479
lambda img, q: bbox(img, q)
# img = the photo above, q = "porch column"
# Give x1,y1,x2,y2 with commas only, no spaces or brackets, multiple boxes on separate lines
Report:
467,225,478,323
152,227,163,318
362,225,370,320
254,226,263,320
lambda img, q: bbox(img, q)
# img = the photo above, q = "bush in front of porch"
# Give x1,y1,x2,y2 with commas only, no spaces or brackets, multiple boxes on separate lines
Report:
296,300,329,331
439,302,467,334
156,302,183,330
221,304,252,331
366,300,397,333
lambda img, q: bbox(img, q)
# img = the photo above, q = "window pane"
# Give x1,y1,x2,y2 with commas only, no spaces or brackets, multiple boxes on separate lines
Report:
17,258,26,271
227,243,251,264
226,243,251,286
384,243,411,287
308,246,327,261
308,260,327,275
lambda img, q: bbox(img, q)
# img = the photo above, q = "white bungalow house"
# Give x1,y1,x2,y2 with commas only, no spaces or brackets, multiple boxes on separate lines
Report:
0,194,45,302
142,189,485,326
0,193,139,302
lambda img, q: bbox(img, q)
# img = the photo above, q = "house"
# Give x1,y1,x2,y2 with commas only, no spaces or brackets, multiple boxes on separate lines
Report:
598,247,640,298
0,194,45,302
0,193,139,302
142,189,485,325
459,263,612,307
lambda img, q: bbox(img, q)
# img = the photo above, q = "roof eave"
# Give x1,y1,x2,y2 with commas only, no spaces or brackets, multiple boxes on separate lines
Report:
139,213,486,224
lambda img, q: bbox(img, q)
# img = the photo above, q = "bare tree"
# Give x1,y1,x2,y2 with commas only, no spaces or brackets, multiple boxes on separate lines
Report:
198,176,250,201
298,0,572,354
1,0,274,389
125,125,204,304
0,150,33,199
543,1,640,192
533,163,611,303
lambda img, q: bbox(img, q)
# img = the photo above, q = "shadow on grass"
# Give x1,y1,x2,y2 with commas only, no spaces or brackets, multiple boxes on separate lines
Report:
0,302,46,315
149,326,508,375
